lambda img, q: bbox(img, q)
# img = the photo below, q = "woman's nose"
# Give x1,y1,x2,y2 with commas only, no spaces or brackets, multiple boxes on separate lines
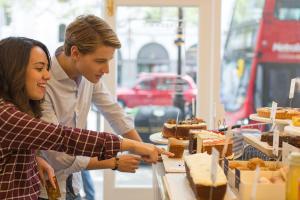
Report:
43,70,51,80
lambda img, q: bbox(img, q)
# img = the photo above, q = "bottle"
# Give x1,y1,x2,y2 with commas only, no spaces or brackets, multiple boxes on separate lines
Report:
286,152,300,200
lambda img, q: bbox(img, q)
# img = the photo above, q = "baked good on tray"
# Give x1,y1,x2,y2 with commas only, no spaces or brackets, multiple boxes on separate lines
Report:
292,115,300,127
162,118,206,140
189,130,232,157
256,107,300,119
260,131,290,147
256,107,286,119
184,153,227,200
167,138,184,158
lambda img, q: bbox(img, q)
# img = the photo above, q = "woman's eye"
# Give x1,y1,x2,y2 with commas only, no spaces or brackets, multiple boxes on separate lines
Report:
35,67,43,72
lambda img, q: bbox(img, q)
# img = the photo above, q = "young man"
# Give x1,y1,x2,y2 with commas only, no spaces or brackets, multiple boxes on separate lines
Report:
39,15,147,200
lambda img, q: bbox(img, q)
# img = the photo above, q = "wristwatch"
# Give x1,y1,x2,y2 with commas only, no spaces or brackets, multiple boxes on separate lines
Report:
112,157,119,170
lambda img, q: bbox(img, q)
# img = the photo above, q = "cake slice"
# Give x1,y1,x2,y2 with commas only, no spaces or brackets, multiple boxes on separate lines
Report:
162,118,207,139
167,137,185,158
190,130,232,157
184,153,227,200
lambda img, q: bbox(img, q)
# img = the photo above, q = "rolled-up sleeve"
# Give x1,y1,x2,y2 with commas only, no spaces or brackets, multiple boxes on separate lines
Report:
92,81,135,135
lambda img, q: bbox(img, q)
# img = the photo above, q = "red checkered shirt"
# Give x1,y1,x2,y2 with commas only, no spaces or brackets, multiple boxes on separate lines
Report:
0,99,121,199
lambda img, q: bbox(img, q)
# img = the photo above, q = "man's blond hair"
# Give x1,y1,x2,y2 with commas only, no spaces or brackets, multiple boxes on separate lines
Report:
64,15,121,56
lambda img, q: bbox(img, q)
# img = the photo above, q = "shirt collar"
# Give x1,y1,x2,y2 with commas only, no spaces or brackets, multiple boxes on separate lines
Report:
51,56,71,81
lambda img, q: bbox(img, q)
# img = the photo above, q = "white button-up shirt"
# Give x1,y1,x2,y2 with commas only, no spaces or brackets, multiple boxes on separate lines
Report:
39,56,134,199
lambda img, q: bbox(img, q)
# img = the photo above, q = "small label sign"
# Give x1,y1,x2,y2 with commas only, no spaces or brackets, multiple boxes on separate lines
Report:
211,148,219,185
251,166,260,200
235,169,240,191
273,130,280,156
224,158,229,176
270,101,278,122
289,78,296,99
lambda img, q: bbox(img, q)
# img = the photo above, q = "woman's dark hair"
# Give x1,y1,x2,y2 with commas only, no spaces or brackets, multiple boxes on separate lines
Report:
0,37,51,118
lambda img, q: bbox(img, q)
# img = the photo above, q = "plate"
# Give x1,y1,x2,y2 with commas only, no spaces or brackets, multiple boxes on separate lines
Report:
149,132,189,146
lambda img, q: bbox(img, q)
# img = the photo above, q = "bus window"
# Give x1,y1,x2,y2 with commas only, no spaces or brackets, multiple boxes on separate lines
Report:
275,0,300,21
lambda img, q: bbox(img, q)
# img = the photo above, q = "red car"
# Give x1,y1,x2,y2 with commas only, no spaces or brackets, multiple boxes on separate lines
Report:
117,73,197,108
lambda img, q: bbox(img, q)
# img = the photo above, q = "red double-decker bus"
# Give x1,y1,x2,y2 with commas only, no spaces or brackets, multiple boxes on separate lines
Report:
221,0,300,125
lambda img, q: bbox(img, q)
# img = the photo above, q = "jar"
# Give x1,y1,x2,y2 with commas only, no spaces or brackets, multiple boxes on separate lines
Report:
286,152,300,200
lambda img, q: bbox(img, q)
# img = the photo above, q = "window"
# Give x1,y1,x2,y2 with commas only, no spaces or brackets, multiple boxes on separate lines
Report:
275,0,300,21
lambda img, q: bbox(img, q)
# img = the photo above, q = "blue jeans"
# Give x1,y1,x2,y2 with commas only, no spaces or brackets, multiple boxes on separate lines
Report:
81,170,95,200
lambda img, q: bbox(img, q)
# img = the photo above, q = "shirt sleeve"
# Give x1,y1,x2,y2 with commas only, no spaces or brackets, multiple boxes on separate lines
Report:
0,102,121,160
92,81,135,135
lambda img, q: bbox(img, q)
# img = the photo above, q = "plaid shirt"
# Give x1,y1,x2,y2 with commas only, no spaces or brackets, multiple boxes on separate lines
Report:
0,99,120,200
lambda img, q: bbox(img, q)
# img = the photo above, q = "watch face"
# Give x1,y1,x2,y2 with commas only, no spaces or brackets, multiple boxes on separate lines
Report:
45,176,61,199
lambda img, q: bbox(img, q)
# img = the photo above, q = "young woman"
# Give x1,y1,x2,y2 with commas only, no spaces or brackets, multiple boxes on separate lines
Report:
0,37,171,200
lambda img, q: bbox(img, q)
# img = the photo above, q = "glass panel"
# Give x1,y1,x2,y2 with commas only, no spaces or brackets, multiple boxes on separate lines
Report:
0,0,102,54
275,0,300,21
221,0,300,125
116,6,199,187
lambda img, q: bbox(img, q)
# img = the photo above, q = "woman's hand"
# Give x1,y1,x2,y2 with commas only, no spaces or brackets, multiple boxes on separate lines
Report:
36,156,56,189
121,139,174,163
116,154,141,173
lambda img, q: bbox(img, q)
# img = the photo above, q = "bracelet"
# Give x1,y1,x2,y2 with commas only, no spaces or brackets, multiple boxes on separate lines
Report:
112,157,119,170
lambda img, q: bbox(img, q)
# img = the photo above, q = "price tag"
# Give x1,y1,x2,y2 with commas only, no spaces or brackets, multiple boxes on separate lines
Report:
272,130,280,156
192,98,196,117
235,169,240,190
176,109,180,125
270,101,278,122
289,78,296,99
211,148,219,185
251,166,260,200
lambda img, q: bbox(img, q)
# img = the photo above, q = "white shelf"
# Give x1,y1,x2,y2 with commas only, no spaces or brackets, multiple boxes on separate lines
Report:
284,125,300,136
164,173,237,200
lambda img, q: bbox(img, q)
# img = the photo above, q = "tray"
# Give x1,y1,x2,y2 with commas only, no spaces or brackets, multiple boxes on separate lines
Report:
149,132,189,146
249,114,290,125
284,125,300,136
243,134,281,157
161,151,189,173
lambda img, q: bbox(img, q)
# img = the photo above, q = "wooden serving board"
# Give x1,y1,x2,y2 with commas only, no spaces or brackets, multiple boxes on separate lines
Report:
161,151,189,173
243,134,282,157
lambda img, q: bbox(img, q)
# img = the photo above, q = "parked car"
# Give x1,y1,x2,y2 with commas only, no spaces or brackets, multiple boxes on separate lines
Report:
117,73,197,108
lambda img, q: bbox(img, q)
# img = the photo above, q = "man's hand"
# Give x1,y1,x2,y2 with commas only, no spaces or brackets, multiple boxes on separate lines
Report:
117,154,141,173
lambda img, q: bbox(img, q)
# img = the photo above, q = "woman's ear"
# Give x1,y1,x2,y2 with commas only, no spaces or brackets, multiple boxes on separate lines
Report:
70,45,80,60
